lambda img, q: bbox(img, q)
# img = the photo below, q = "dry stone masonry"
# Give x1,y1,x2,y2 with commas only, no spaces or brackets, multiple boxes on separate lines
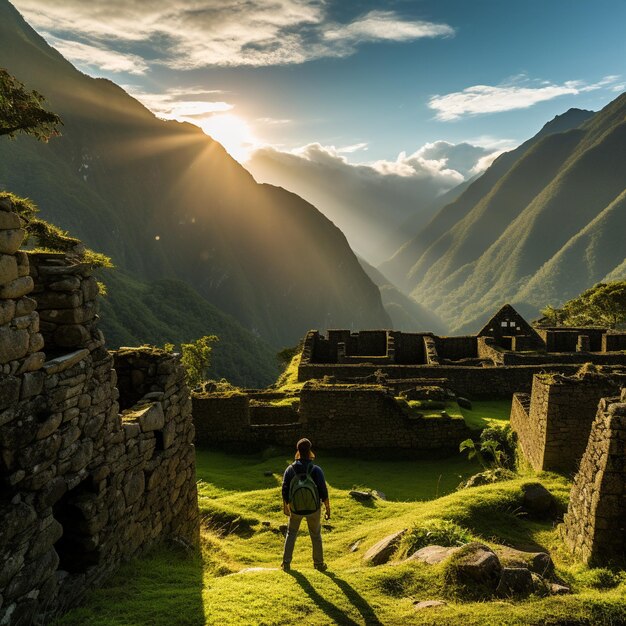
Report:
563,389,626,565
298,305,626,397
193,382,471,454
511,370,626,472
0,198,198,626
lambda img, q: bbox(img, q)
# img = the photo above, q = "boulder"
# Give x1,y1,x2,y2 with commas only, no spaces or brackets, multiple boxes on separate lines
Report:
521,483,555,518
496,567,534,597
444,542,502,586
363,529,407,566
350,490,373,502
497,546,554,576
407,545,460,565
0,211,20,230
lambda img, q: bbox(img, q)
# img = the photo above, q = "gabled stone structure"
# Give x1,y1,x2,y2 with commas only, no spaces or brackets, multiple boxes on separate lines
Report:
0,198,198,626
477,303,544,350
297,304,626,397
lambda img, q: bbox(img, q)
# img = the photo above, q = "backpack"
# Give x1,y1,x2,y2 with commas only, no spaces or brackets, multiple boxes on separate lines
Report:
288,463,320,515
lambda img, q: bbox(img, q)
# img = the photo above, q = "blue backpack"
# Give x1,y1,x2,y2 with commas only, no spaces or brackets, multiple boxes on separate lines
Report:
288,463,320,515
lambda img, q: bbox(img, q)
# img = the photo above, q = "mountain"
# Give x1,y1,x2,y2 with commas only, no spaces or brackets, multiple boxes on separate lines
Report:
246,142,492,265
380,99,626,332
0,0,390,354
99,271,279,388
380,108,595,290
357,258,447,334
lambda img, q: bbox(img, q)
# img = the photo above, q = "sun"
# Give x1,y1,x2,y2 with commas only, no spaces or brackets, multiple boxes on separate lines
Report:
196,113,257,163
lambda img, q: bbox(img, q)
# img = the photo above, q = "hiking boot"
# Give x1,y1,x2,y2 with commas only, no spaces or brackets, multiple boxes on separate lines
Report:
280,562,291,571
314,563,328,572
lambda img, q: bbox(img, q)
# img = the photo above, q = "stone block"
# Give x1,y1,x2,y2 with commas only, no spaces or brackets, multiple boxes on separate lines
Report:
48,276,81,292
15,297,36,317
0,376,20,411
0,326,29,364
0,228,25,255
53,324,90,348
124,471,146,506
0,299,16,326
0,211,20,230
18,352,46,374
0,254,18,285
132,402,165,433
15,251,29,277
0,276,33,299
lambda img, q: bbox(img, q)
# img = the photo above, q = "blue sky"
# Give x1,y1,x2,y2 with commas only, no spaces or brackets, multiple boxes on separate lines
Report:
11,0,626,167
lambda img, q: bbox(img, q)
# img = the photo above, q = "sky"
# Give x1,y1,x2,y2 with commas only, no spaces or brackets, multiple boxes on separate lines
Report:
9,0,626,259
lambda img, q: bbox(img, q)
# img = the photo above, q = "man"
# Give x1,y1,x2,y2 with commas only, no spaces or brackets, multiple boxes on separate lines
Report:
281,438,331,571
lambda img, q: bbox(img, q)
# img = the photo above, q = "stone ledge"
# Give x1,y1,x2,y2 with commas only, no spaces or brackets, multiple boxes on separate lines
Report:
42,349,89,375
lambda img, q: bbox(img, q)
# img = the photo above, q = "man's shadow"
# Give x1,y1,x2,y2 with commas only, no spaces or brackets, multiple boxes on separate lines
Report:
288,570,383,626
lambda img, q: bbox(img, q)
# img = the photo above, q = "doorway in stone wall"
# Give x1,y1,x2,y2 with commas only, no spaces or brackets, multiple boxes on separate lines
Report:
53,479,101,573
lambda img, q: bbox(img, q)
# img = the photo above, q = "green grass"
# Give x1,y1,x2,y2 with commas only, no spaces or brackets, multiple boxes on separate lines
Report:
459,399,512,430
56,450,626,626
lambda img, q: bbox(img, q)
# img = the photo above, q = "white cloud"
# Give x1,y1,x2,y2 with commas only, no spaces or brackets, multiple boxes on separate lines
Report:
429,75,622,121
124,86,233,119
13,1,454,70
246,140,499,262
336,143,368,154
323,10,454,43
47,37,149,75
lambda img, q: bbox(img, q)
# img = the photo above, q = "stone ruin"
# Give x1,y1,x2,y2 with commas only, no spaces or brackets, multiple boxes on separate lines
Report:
562,389,626,566
509,364,626,566
0,197,198,625
510,368,626,472
192,380,471,455
298,305,626,397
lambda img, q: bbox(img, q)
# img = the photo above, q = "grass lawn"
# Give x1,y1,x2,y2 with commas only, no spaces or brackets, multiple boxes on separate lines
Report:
56,449,626,626
459,399,512,430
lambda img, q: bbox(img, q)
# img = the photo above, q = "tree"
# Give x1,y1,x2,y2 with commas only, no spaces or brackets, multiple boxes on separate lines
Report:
0,67,62,141
180,335,219,387
560,281,626,329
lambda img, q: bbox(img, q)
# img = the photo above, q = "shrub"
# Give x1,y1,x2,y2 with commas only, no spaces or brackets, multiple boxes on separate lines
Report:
400,520,472,557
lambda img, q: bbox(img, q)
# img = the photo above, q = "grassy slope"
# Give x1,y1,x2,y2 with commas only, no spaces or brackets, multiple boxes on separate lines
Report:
57,445,626,626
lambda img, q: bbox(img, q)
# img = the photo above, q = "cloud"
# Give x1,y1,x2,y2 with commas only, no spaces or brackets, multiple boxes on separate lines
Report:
124,86,233,119
46,37,149,75
323,10,454,43
429,75,622,121
246,140,499,263
12,1,454,70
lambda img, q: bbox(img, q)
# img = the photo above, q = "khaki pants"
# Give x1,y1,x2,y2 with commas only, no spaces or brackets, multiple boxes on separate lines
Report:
282,508,324,566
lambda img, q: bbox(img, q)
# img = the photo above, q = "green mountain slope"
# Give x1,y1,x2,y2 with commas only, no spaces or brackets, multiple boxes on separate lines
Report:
98,271,279,388
0,0,390,352
383,96,626,333
357,257,447,334
380,108,594,289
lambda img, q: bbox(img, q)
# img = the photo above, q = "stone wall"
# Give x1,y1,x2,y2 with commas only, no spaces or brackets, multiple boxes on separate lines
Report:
298,361,588,398
562,390,626,565
603,333,626,352
434,336,477,361
0,198,198,625
29,254,99,355
193,383,471,455
510,372,626,473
